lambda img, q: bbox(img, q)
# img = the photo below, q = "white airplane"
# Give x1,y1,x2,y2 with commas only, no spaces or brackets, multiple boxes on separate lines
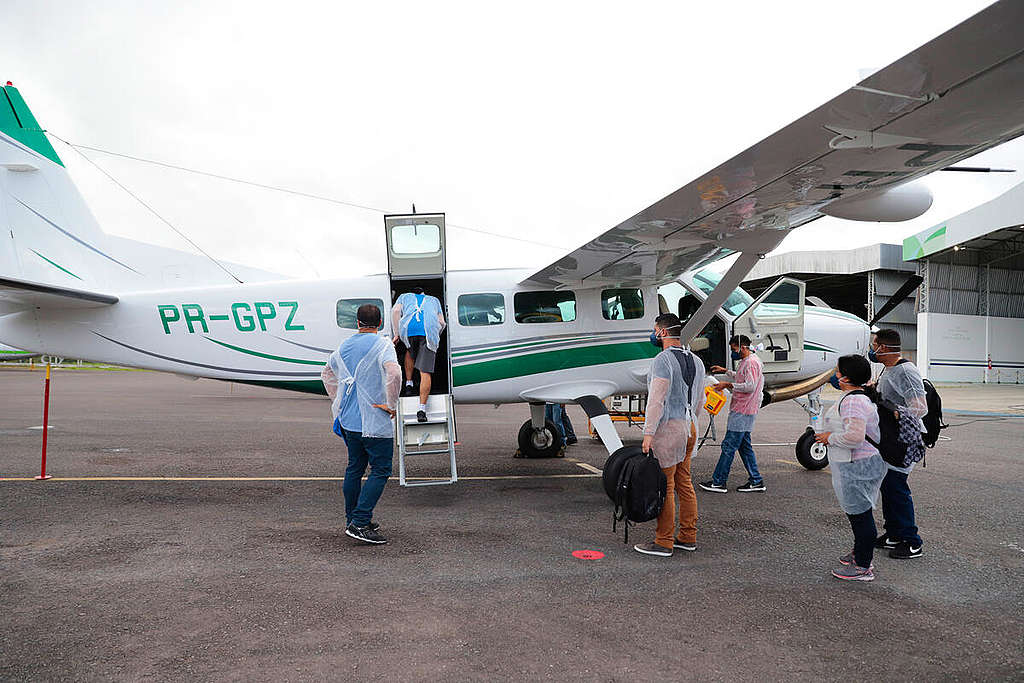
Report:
1,3,1022,471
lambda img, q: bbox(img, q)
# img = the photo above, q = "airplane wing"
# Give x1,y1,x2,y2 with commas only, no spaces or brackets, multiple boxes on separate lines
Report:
521,1,1024,292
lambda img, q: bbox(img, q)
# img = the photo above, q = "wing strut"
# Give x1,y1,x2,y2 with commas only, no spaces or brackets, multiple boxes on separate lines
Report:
679,252,761,344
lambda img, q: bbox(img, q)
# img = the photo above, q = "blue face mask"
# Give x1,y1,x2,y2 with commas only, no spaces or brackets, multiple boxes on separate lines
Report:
867,348,878,363
650,331,662,347
828,373,842,390
730,349,742,361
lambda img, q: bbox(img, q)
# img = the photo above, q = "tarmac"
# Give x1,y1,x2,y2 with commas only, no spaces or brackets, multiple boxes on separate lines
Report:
1,368,1022,681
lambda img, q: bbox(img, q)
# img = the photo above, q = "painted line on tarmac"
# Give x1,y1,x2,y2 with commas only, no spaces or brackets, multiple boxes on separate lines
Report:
0,474,601,483
574,462,603,474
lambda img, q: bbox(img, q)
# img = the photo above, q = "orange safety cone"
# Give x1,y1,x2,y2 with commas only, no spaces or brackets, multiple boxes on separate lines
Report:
36,363,53,480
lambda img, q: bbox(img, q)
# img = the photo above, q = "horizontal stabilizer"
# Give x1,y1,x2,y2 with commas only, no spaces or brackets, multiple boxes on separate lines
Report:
0,275,118,309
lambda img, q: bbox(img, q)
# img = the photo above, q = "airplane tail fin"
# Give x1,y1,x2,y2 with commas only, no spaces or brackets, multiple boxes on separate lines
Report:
0,83,133,304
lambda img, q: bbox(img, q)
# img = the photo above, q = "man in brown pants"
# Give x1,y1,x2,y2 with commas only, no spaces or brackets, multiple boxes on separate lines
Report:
634,313,704,557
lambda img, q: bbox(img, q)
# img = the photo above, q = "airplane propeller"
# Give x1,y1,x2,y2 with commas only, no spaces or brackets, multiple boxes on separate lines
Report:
868,274,923,328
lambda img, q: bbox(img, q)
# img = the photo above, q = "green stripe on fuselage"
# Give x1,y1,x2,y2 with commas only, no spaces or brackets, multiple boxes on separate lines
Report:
206,337,324,365
452,340,658,387
229,379,327,395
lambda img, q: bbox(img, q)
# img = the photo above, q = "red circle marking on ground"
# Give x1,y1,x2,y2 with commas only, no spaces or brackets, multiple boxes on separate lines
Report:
572,550,605,560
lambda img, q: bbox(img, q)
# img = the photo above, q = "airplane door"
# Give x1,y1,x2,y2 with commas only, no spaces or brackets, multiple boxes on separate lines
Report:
384,211,454,400
385,213,446,278
732,277,805,373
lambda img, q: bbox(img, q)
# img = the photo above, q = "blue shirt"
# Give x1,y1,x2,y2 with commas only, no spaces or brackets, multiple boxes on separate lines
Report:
338,333,383,432
405,294,426,337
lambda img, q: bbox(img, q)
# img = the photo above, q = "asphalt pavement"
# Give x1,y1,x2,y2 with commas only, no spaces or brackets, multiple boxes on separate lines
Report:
1,368,1022,681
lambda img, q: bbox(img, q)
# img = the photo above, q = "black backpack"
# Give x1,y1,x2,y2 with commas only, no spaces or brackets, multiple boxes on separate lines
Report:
844,390,926,469
603,445,666,543
892,359,947,448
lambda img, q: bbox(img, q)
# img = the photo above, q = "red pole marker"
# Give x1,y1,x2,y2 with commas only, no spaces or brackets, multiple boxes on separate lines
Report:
36,364,52,480
571,550,605,560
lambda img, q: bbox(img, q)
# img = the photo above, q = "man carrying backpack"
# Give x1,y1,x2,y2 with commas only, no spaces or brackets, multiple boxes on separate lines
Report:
634,313,705,557
871,328,928,559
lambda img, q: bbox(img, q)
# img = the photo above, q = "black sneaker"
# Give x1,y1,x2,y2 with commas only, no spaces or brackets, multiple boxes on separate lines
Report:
416,410,427,423
633,541,673,557
401,385,416,397
875,534,901,550
673,540,696,552
565,436,578,446
736,481,766,492
889,541,923,559
345,523,387,545
698,480,727,494
349,521,380,531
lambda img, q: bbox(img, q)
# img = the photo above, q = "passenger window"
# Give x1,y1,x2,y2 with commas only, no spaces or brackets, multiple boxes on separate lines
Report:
601,288,644,320
336,298,385,329
514,291,576,323
458,293,505,326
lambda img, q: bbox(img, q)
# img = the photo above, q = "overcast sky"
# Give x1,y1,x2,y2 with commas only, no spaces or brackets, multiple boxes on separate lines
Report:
2,1,1019,280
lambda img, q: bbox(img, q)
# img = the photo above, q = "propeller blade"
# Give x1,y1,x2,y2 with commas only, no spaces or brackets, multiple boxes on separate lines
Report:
869,274,923,327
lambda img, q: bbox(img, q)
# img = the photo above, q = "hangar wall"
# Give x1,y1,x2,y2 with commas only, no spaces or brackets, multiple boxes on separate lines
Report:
918,313,1024,383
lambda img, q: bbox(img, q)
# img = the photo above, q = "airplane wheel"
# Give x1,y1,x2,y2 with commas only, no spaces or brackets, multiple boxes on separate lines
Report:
517,419,564,458
795,428,829,470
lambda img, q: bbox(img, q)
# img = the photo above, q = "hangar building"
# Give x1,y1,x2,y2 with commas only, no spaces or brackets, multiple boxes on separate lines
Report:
744,180,1024,382
903,181,1024,383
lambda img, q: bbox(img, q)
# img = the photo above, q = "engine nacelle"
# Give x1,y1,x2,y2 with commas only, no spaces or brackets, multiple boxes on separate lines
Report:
820,183,933,222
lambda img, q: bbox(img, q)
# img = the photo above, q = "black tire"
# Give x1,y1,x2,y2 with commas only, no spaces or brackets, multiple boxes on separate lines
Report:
795,427,829,470
517,419,564,458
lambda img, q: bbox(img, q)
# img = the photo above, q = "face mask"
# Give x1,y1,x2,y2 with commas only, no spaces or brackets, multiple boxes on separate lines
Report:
869,345,900,362
828,373,842,390
730,349,742,361
650,331,662,347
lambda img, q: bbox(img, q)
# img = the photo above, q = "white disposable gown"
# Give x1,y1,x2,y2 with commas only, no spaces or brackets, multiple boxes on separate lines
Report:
392,292,446,352
642,347,706,468
824,391,887,514
321,334,401,439
877,361,929,474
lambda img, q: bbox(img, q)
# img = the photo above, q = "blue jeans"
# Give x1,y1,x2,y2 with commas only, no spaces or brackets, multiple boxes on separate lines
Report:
880,468,922,545
544,404,576,441
712,430,762,486
341,429,394,527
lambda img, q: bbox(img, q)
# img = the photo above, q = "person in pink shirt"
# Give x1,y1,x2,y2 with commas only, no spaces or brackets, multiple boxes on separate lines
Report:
700,335,766,493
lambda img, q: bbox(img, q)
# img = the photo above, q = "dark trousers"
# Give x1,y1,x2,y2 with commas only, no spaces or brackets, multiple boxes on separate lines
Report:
341,429,393,527
847,509,877,569
880,468,922,545
544,403,576,441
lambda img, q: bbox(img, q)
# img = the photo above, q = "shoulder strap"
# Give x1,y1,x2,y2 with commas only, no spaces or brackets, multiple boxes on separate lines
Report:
839,389,882,449
670,348,696,409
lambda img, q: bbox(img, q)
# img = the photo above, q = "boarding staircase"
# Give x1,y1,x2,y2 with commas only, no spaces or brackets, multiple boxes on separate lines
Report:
396,394,458,487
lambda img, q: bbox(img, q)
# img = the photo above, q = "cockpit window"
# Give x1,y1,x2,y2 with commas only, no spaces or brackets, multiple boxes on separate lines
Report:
691,268,754,317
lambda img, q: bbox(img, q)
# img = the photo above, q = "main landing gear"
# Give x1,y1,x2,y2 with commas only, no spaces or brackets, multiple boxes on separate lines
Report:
793,388,829,470
516,418,564,458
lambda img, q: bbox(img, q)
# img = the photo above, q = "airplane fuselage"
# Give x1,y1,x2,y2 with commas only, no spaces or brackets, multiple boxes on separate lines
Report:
0,266,869,404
